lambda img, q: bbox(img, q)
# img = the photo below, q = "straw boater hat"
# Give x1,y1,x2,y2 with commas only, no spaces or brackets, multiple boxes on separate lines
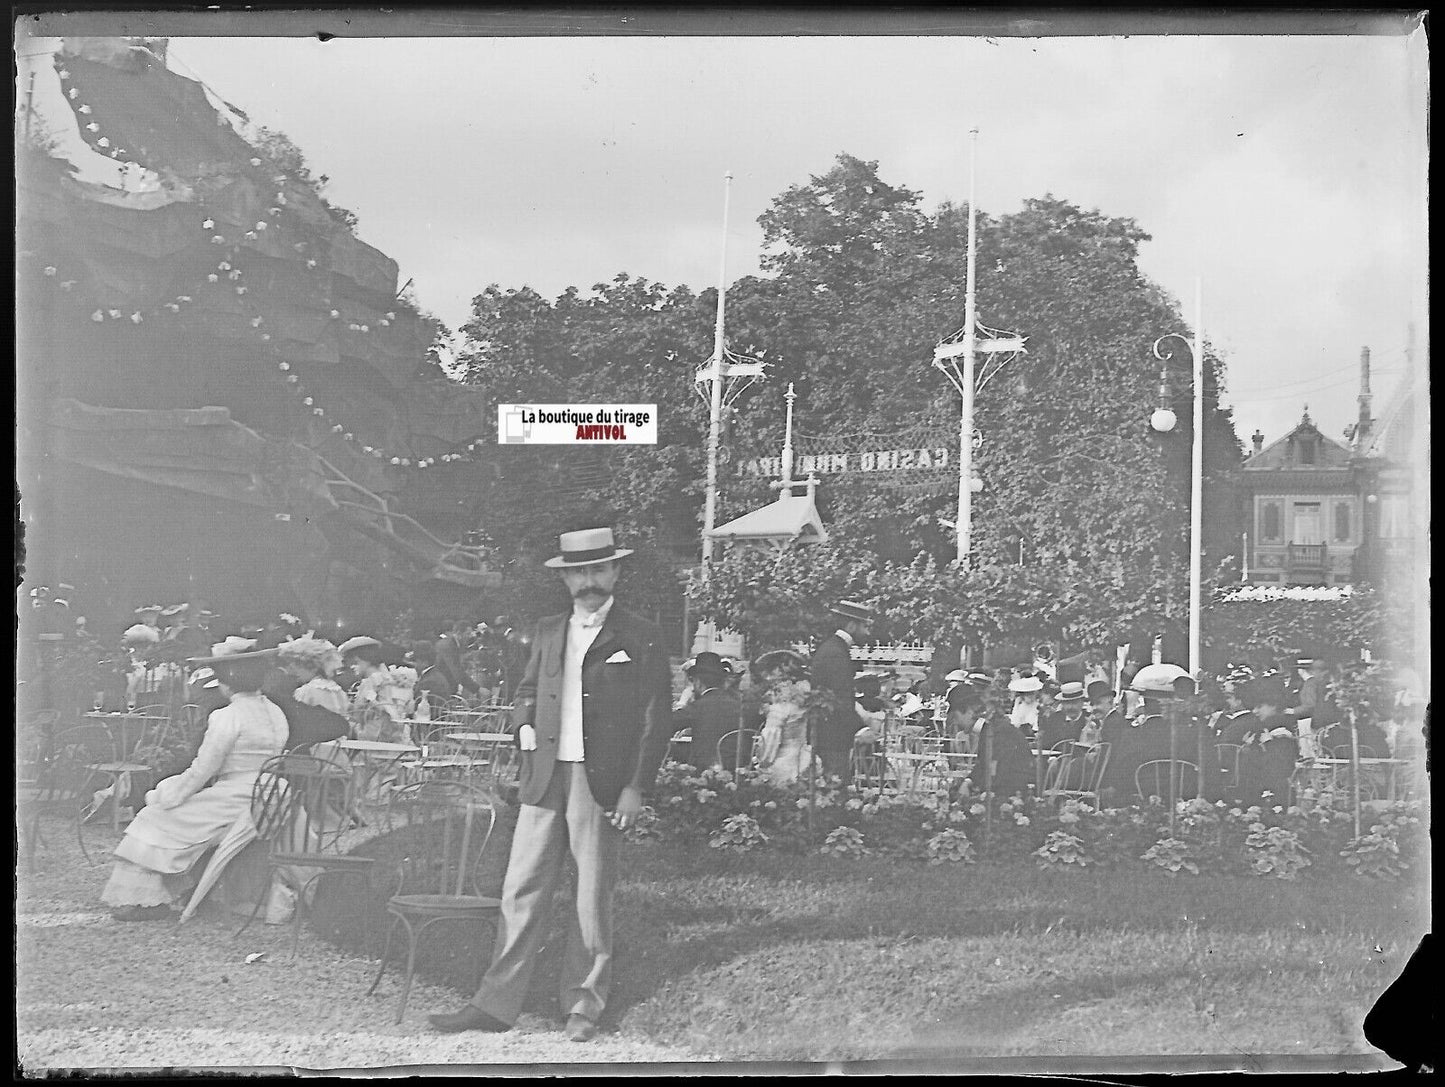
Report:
944,669,969,685
828,600,875,623
543,527,634,569
1056,680,1087,703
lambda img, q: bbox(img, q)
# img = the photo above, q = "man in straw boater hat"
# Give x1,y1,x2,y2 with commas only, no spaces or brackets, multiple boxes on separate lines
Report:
808,599,876,780
429,527,672,1042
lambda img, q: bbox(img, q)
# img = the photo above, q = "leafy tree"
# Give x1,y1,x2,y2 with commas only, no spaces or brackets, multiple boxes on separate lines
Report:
456,155,1247,654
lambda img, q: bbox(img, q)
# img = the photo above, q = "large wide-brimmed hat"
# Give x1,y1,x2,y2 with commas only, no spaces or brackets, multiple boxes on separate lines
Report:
337,635,381,658
895,693,927,718
187,636,279,667
944,669,969,684
827,600,875,623
1008,674,1043,694
543,527,634,569
1130,662,1191,695
754,649,807,677
277,634,343,675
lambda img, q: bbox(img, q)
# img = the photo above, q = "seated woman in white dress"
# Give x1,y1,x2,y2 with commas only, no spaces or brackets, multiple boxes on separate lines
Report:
100,640,289,922
754,650,815,786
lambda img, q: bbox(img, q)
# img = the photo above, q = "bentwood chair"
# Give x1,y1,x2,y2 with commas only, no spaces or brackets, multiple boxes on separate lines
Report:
1215,743,1244,798
1134,759,1201,805
717,729,760,772
239,751,378,958
1046,742,1111,808
367,781,501,1021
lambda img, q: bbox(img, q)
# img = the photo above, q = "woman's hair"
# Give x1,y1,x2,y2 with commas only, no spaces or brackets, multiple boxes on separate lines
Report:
346,644,387,668
211,656,271,694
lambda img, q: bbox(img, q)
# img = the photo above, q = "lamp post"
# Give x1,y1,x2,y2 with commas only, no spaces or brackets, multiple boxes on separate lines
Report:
932,128,1025,567
1149,278,1205,678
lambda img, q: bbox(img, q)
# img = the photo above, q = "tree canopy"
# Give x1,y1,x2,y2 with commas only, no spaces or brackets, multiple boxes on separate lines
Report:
456,154,1246,653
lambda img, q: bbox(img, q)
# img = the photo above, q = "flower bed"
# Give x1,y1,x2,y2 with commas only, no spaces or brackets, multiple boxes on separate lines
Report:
641,761,1426,882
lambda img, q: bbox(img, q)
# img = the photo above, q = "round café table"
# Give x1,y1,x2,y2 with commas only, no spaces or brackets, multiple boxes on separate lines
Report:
335,739,419,813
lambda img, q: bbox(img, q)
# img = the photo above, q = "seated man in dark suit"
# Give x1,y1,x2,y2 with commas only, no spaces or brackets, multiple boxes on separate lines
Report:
669,652,742,769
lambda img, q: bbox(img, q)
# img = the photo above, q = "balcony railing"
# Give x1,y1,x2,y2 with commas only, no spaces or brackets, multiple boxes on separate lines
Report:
1288,543,1329,569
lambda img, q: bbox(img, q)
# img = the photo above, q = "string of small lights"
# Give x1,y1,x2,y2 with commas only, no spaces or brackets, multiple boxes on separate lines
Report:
40,56,488,467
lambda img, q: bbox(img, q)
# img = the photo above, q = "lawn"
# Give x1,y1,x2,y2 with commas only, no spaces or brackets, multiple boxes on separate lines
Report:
604,846,1423,1063
314,807,1425,1066
19,800,1424,1070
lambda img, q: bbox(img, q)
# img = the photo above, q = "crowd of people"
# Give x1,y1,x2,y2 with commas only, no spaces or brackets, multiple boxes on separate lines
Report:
666,624,1429,813
45,522,1427,1043
94,615,516,922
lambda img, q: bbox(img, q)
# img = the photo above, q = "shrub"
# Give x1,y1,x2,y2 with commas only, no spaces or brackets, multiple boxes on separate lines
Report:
710,813,768,852
1034,830,1091,869
819,825,869,858
925,828,975,865
1141,836,1200,876
1244,822,1312,880
1340,804,1425,880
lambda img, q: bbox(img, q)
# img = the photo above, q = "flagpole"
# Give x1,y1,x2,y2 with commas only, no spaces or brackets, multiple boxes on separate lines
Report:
700,172,733,582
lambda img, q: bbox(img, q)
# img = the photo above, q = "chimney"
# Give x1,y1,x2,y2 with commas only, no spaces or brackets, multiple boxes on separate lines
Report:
1354,346,1373,451
1251,430,1265,456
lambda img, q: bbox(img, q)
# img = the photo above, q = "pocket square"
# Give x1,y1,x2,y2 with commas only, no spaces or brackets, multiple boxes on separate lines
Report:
605,650,632,664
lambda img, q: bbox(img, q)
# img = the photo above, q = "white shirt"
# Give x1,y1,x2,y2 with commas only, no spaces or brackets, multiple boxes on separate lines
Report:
557,596,614,762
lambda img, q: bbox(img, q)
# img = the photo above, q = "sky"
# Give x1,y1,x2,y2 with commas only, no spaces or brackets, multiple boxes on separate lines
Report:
23,16,1429,448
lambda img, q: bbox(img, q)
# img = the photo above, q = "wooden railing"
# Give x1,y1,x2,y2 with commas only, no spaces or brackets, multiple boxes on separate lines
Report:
1287,542,1328,569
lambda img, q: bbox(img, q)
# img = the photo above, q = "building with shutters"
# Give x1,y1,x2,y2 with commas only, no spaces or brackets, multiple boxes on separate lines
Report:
1240,346,1425,594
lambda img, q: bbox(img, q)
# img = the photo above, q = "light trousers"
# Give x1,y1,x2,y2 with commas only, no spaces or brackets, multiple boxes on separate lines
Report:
470,761,619,1025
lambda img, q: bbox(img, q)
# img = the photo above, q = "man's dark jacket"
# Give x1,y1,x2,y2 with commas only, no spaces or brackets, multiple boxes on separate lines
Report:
511,604,673,810
671,686,742,769
808,632,858,753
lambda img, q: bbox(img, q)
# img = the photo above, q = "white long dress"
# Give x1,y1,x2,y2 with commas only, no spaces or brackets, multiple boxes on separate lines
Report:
100,692,288,907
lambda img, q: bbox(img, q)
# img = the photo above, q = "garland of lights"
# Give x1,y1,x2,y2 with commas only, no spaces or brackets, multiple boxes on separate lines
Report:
45,56,486,467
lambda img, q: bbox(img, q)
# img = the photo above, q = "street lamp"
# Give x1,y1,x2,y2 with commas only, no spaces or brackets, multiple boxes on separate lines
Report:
1150,278,1205,678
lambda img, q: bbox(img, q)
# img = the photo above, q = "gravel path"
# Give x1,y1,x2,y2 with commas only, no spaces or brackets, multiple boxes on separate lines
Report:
16,815,715,1073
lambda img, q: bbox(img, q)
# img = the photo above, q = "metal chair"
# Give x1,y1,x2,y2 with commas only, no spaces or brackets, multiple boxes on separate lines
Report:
1215,743,1244,796
1330,743,1380,761
1044,743,1111,807
76,711,170,840
717,728,760,771
850,745,886,789
18,713,76,868
366,781,501,1022
1134,759,1201,805
666,729,694,764
238,751,377,957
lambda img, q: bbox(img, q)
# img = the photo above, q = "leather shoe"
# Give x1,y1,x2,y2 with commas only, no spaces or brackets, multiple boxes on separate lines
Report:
427,1005,510,1034
565,1014,598,1042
